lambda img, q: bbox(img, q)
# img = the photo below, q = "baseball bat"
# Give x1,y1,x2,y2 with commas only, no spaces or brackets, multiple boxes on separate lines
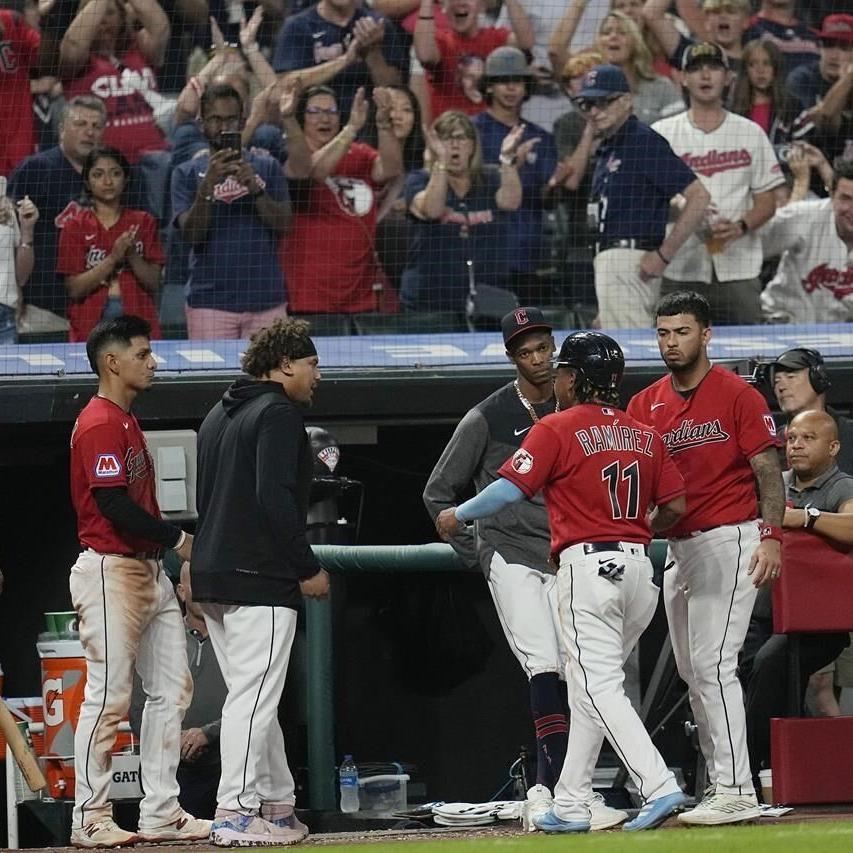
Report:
0,699,47,791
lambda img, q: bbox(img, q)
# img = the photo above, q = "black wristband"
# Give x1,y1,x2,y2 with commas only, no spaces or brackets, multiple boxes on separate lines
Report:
656,248,670,265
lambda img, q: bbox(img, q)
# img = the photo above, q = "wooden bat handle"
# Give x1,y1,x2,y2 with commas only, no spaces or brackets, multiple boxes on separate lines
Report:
0,700,47,792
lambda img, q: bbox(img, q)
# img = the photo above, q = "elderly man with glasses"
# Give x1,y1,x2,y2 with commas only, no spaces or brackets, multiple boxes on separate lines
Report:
569,64,709,329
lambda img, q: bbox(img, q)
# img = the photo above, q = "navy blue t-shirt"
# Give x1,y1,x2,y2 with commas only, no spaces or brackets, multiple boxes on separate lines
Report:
273,7,408,121
171,150,288,312
592,116,696,244
401,167,511,311
744,18,820,77
786,61,832,112
8,145,147,314
472,111,557,274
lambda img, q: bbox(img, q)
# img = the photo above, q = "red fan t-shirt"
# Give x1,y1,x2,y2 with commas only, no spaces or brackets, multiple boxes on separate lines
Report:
283,143,384,314
0,10,40,175
62,46,166,164
57,207,164,342
499,403,685,557
627,365,777,538
425,27,510,119
70,396,162,555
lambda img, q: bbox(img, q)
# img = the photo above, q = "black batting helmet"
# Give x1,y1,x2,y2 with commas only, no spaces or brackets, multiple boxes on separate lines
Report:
552,331,624,402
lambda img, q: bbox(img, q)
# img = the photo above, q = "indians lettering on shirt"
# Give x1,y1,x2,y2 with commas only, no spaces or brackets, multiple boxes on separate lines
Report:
576,418,655,458
124,445,152,484
803,263,853,301
661,418,730,453
312,31,350,64
208,173,267,204
680,148,753,178
85,241,143,269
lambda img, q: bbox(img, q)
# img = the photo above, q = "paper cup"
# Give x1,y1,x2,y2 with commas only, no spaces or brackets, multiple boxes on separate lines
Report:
759,768,773,804
45,612,78,634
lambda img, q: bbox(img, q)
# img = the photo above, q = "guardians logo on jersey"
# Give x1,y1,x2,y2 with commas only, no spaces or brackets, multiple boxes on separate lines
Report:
510,448,533,474
662,418,730,454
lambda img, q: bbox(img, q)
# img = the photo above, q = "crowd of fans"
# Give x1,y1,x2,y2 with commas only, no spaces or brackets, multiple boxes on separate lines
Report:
1,0,852,342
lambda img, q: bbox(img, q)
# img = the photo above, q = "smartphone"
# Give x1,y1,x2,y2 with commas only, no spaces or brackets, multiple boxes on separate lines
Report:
219,131,242,153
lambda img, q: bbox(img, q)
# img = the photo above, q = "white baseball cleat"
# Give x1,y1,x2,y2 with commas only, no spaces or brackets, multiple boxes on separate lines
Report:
522,784,553,832
588,791,629,830
70,817,139,848
210,812,290,847
677,791,761,825
138,810,213,841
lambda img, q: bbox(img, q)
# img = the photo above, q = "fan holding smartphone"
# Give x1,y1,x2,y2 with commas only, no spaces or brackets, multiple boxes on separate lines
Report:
171,82,294,340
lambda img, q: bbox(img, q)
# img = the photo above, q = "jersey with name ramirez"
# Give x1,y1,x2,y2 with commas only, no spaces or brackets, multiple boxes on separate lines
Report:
652,111,784,283
70,395,161,555
759,198,853,324
498,403,684,554
626,365,776,538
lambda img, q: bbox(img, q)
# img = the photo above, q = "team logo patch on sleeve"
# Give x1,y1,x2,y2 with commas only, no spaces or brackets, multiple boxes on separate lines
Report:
510,449,533,474
94,454,122,477
763,415,777,436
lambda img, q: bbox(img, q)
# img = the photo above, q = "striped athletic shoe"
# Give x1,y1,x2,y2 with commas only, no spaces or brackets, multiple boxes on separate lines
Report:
70,817,139,848
138,811,212,841
677,791,761,825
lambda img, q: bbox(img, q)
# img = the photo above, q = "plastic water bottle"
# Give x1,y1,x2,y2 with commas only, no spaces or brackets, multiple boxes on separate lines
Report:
339,755,360,813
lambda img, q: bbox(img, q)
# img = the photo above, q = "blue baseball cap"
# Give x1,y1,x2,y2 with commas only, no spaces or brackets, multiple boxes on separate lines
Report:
576,64,630,100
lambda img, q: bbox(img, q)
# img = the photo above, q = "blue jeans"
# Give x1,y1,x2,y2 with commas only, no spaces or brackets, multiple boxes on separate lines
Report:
0,303,18,344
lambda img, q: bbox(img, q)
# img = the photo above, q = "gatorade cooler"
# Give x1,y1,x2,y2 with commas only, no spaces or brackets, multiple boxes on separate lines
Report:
38,638,135,799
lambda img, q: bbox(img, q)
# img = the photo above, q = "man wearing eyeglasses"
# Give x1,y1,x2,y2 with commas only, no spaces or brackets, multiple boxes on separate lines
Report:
574,64,709,329
170,83,293,340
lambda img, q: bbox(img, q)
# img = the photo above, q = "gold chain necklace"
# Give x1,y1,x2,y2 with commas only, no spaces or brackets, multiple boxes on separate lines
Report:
514,380,559,424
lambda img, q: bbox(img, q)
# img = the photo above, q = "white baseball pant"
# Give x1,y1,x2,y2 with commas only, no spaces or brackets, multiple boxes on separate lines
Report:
552,543,681,820
201,604,298,813
664,521,759,795
593,248,660,329
487,550,564,678
70,551,191,830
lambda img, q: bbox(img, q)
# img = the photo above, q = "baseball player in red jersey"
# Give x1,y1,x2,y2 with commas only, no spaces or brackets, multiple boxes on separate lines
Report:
626,291,784,825
68,316,208,848
437,332,691,833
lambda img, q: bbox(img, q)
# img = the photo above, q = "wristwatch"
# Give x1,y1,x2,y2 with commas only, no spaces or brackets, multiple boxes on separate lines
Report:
805,506,821,529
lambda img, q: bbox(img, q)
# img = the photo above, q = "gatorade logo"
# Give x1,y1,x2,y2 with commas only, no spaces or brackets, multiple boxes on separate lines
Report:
43,676,64,726
94,454,122,478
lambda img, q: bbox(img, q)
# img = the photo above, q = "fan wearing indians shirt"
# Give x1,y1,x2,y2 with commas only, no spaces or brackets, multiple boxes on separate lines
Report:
652,42,784,326
760,156,853,323
57,145,164,342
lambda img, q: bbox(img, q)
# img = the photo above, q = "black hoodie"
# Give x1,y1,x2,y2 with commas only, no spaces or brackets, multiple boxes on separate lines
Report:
191,377,321,608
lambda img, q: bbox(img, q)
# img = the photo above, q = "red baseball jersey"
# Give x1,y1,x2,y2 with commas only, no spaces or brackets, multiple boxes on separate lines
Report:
57,207,164,342
0,10,39,175
70,396,161,555
626,365,777,538
498,403,685,555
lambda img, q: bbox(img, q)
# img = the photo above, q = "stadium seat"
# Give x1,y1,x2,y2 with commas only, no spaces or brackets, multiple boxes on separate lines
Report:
770,531,853,804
